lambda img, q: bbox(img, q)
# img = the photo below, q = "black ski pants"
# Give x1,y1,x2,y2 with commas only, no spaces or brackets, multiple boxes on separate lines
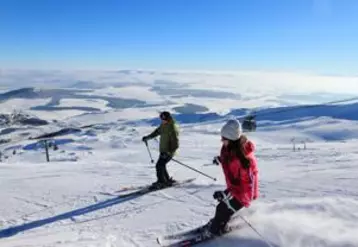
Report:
156,152,172,183
210,194,243,235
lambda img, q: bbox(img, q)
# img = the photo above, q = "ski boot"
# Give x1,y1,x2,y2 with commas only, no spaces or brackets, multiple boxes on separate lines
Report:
202,219,229,237
150,181,167,190
165,177,177,186
199,220,215,239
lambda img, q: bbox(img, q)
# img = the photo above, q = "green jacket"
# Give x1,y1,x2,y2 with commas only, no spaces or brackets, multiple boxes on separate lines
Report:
146,120,179,156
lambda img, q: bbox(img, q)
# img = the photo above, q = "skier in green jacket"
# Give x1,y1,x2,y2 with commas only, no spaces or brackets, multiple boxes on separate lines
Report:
142,111,179,188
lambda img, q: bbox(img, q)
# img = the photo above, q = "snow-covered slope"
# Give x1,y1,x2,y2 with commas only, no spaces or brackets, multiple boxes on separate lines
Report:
1,71,358,247
1,123,358,247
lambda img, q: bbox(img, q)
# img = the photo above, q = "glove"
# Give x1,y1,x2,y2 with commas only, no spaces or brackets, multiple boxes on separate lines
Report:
213,190,225,201
142,136,148,142
213,156,220,165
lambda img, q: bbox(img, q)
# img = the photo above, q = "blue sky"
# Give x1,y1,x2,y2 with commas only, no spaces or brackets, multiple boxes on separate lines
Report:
0,0,357,74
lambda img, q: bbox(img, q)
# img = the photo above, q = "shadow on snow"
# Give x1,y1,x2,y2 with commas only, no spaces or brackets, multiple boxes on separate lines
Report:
0,192,143,238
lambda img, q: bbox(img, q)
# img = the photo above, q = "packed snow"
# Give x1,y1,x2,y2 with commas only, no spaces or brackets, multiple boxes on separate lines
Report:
1,70,358,247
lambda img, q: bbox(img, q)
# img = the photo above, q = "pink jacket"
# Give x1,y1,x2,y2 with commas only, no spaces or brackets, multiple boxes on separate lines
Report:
220,140,259,207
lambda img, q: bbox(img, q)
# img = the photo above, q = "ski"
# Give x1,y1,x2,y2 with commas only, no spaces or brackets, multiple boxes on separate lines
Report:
98,185,148,196
98,178,195,197
114,185,148,193
159,214,242,241
157,221,244,247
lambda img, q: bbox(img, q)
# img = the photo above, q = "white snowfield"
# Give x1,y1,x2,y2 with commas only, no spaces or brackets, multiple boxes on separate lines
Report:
1,71,358,247
1,118,358,247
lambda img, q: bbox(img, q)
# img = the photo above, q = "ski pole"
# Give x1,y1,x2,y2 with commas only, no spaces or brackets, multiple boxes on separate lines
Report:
171,158,217,181
152,138,216,181
238,215,275,247
144,141,154,163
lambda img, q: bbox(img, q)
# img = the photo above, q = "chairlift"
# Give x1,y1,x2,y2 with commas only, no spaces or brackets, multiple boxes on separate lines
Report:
242,114,257,132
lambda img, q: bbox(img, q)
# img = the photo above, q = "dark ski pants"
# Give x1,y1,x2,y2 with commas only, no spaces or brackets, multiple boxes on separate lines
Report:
156,152,172,183
210,194,243,235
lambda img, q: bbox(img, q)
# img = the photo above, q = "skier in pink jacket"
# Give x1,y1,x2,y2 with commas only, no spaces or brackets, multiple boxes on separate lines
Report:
208,119,259,236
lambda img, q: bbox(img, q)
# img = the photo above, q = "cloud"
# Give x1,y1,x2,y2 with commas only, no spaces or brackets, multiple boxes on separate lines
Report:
1,69,357,96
